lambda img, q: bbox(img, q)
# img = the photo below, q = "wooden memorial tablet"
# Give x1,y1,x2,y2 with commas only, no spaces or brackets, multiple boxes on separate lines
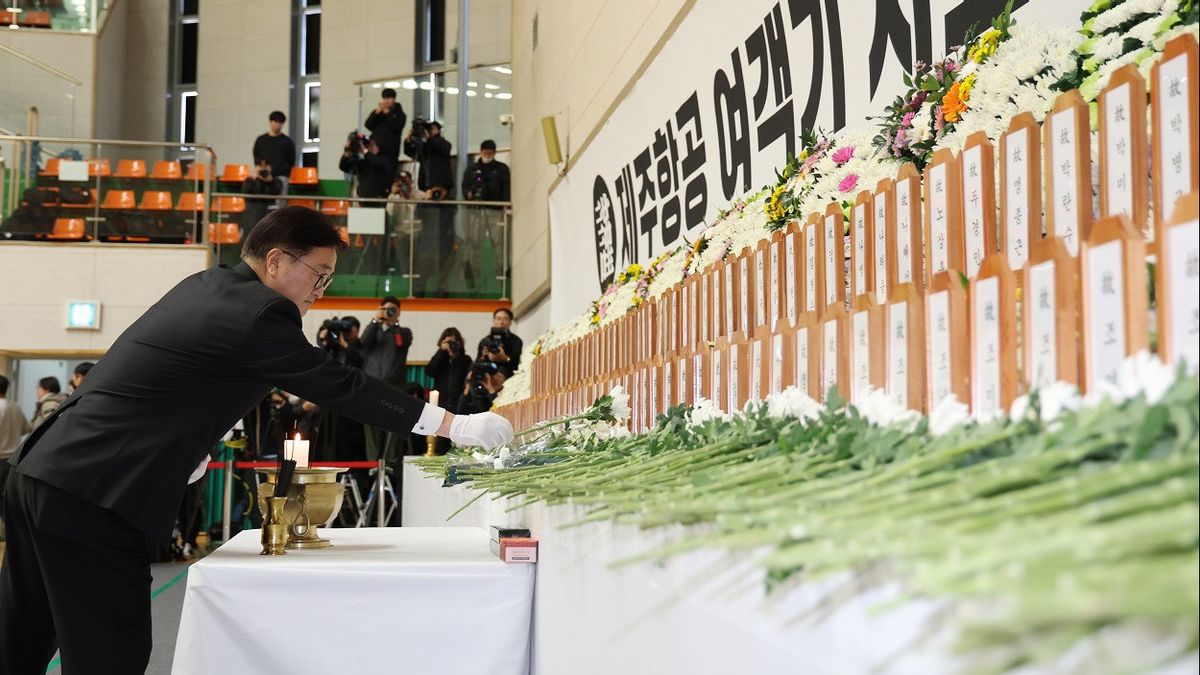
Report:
871,179,891,304
960,132,999,279
723,255,736,342
770,326,796,395
887,283,927,413
794,313,818,400
1098,64,1149,233
852,189,873,301
697,266,710,344
1079,215,1150,393
970,256,1018,417
750,327,768,404
1151,35,1199,228
924,148,962,281
650,359,663,424
1154,192,1200,371
849,293,886,403
925,271,971,410
804,213,819,317
1024,237,1080,391
662,356,675,411
727,336,748,412
754,240,770,332
1000,112,1042,272
784,221,802,328
893,163,923,289
710,337,727,409
707,261,723,340
769,233,784,331
1044,90,1093,255
819,203,850,401
820,203,847,313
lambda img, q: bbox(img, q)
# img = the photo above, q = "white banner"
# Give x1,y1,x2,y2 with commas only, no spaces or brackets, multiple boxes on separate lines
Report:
548,0,1088,324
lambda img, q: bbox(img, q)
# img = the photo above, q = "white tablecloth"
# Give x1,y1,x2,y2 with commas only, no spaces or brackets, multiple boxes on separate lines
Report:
172,527,534,674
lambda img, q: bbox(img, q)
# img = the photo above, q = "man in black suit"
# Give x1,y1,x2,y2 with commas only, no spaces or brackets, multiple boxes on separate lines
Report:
0,206,513,674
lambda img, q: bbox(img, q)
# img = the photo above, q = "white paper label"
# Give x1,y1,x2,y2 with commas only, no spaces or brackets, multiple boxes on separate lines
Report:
679,358,689,405
1166,218,1200,370
1085,240,1127,390
852,310,870,402
961,145,987,278
929,163,949,273
888,301,908,408
724,263,735,337
806,228,817,311
873,192,889,301
727,346,738,412
699,276,709,342
972,276,1001,418
769,242,781,330
823,319,839,399
650,367,659,421
740,258,750,332
1103,83,1134,220
692,353,703,403
682,285,692,348
927,290,952,408
824,214,838,307
663,360,673,409
711,349,723,409
854,203,868,297
751,340,763,402
1050,108,1081,256
1158,55,1194,216
895,178,914,284
785,233,798,325
1004,127,1030,270
1026,260,1059,389
771,334,784,395
755,250,767,328
796,327,809,393
709,273,719,338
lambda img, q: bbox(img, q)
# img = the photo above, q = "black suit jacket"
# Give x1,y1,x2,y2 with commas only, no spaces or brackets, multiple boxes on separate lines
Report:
11,262,425,541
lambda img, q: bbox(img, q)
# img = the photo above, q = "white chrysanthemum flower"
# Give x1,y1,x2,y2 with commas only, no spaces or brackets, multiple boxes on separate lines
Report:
607,385,632,422
1118,351,1178,405
854,387,921,430
928,395,971,436
764,386,824,421
1010,380,1082,424
687,397,730,427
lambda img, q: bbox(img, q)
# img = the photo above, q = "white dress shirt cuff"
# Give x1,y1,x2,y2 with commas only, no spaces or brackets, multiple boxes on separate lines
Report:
412,401,447,435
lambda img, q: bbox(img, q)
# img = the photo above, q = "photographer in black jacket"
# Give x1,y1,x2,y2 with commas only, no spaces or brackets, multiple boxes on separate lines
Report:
425,327,473,454
339,134,394,200
461,140,510,288
457,361,511,415
357,296,413,463
404,120,456,296
364,88,407,160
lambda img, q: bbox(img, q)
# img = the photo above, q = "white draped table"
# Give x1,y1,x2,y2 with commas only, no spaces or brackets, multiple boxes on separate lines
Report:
172,527,534,674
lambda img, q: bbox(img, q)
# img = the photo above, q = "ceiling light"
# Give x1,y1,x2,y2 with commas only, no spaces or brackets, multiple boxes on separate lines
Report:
466,90,477,97
496,92,512,100
418,81,432,90
492,66,512,74
467,81,478,87
484,83,500,90
401,80,418,90
446,87,460,95
371,83,382,88
484,92,494,98
384,81,401,88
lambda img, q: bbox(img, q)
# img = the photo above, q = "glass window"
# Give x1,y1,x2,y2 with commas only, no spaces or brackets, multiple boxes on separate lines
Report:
305,82,321,143
182,0,199,16
180,21,198,85
181,92,197,144
303,11,321,75
301,148,319,167
425,0,445,63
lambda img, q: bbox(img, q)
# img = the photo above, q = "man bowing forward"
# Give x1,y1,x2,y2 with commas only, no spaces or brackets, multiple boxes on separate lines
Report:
0,207,513,674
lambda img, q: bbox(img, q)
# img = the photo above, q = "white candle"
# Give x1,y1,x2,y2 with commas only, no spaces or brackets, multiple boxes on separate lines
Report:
429,389,440,407
285,433,310,468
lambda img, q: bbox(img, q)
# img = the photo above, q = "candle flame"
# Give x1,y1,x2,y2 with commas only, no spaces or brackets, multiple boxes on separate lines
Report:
295,432,301,441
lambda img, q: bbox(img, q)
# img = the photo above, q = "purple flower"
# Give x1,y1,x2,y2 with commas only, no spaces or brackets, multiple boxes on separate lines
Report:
831,146,855,165
900,111,916,129
913,60,927,72
909,90,928,109
837,174,859,192
934,106,946,134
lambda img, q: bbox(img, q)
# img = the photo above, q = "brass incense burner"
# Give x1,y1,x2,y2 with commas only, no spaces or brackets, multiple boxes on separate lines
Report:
256,467,346,549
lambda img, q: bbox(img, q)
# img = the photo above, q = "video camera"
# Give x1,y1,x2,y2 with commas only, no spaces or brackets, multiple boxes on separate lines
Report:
481,328,508,355
346,131,368,155
320,316,356,350
410,117,431,139
464,168,486,200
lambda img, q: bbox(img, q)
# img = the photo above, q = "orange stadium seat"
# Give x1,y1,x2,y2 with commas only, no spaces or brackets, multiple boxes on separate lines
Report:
150,161,183,180
100,190,136,210
139,191,174,210
48,218,87,240
184,163,209,181
320,200,350,216
114,159,148,179
175,192,205,212
289,166,319,187
39,157,61,177
207,222,241,245
287,198,317,209
220,164,251,183
87,159,112,177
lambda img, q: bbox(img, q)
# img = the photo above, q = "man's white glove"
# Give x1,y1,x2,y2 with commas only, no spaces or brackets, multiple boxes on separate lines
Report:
188,454,211,484
449,412,514,449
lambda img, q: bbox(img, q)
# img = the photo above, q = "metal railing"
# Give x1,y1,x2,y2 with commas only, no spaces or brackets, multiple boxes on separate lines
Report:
0,134,216,243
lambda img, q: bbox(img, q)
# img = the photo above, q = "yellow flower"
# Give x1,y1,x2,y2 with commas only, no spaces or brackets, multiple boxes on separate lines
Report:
968,29,1000,64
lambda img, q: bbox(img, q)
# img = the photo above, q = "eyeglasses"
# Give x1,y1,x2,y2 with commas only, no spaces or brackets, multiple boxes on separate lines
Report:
282,251,334,291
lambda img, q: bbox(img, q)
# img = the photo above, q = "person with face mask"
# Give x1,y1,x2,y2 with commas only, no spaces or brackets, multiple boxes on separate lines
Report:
460,140,510,289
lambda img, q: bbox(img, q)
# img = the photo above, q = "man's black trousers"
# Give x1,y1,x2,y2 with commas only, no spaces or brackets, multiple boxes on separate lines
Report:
0,471,153,675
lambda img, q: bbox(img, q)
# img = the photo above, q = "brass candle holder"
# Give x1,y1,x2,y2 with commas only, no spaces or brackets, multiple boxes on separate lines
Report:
257,467,346,549
260,496,289,556
425,434,437,457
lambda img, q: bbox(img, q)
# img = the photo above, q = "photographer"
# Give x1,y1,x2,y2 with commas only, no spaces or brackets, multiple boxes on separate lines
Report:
461,140,510,288
252,111,296,191
308,318,366,462
425,327,472,454
365,88,407,160
339,134,394,200
358,296,413,462
475,308,523,371
405,120,456,296
457,361,511,415
241,157,284,226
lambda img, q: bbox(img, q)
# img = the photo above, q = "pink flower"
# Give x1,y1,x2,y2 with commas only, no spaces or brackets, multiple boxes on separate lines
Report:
831,146,855,165
934,106,946,134
837,174,859,192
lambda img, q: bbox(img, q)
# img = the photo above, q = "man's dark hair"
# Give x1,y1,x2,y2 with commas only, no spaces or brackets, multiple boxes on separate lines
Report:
39,377,61,394
493,307,514,320
381,88,397,99
0,374,9,396
269,110,286,124
344,316,361,329
74,362,94,378
381,295,401,307
480,139,497,151
242,206,347,260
